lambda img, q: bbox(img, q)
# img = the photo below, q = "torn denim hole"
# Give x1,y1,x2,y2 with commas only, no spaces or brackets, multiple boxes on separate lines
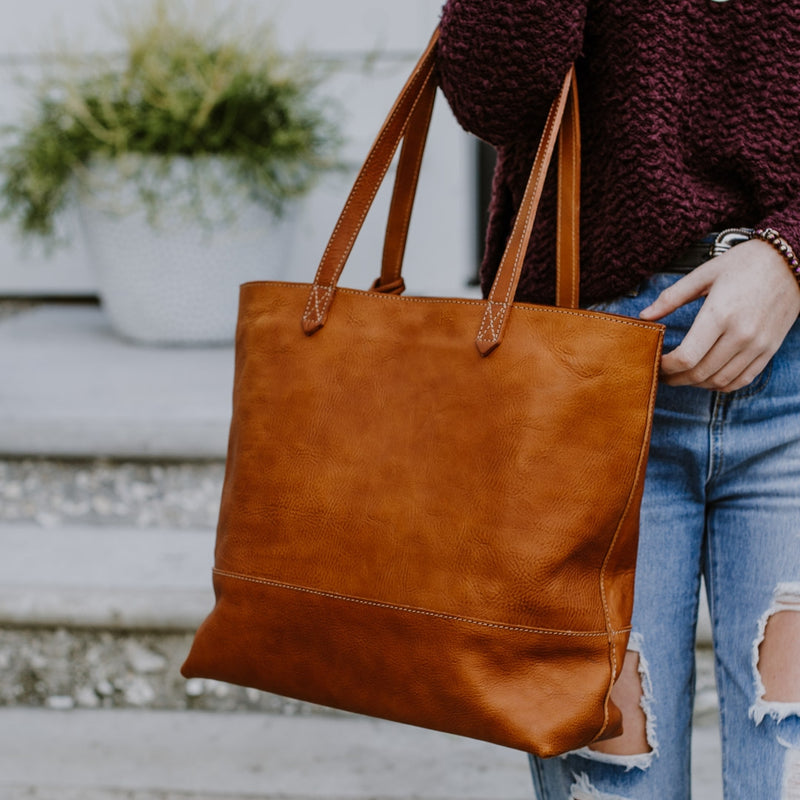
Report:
569,772,631,800
750,583,800,726
565,633,659,772
783,748,800,800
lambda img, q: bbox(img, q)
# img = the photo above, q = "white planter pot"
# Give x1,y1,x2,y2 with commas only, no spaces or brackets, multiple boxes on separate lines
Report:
78,156,298,345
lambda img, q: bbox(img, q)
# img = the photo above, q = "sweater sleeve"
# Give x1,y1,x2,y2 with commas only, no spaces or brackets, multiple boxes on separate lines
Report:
437,0,589,148
757,202,800,266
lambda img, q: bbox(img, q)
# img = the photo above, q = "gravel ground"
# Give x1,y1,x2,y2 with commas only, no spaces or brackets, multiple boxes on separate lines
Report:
0,627,335,715
0,456,322,713
0,624,718,721
0,459,224,529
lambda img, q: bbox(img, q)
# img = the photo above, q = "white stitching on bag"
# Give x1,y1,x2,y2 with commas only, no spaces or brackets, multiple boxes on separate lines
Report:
250,283,663,333
214,568,632,638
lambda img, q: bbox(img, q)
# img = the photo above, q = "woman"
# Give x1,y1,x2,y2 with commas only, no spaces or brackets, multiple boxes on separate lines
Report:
437,2,800,798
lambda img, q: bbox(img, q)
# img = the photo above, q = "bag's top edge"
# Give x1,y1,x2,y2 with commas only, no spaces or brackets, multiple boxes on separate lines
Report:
238,281,666,334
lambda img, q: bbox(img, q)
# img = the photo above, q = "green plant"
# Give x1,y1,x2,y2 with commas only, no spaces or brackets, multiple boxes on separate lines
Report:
0,1,340,239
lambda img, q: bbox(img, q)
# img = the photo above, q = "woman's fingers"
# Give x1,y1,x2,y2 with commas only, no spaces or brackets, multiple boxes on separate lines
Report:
638,265,713,321
658,304,726,384
637,240,800,392
717,353,772,393
662,335,760,390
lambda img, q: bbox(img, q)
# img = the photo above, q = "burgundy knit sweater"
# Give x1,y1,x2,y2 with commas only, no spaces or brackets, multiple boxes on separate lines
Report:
438,1,800,305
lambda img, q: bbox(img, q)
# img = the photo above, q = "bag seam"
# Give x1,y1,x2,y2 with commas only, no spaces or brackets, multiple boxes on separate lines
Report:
241,283,663,333
212,567,632,639
592,327,665,741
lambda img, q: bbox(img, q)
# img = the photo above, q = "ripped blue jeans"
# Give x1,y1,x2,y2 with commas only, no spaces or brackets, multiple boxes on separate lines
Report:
529,273,800,799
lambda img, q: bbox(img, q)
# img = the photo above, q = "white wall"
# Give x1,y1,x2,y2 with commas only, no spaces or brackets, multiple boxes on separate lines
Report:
0,0,477,296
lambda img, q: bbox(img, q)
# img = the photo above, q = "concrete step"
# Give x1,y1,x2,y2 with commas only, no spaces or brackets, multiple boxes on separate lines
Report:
0,522,214,630
0,304,233,459
0,708,723,800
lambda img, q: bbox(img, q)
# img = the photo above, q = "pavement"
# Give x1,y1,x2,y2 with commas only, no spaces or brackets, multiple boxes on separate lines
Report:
0,708,723,800
0,304,233,459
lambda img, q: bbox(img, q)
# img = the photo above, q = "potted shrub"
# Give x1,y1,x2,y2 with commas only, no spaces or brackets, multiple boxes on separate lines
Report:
0,1,340,344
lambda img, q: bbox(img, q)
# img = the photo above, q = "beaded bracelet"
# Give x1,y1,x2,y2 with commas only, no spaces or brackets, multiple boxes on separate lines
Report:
753,228,800,286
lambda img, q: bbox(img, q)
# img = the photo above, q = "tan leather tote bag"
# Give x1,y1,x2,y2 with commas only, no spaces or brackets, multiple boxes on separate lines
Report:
182,30,664,757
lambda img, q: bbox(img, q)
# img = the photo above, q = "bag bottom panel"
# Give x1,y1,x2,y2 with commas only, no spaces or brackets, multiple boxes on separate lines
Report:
182,571,629,755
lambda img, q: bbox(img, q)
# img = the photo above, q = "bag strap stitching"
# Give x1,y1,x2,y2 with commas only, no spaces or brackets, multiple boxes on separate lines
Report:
569,104,580,308
327,69,436,284
303,284,335,328
477,299,507,342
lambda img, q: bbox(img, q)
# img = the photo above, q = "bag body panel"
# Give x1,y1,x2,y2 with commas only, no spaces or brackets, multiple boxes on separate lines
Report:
209,282,662,634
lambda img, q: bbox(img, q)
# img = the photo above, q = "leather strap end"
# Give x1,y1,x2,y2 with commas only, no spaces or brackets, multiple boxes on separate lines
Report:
475,299,508,356
302,283,335,335
475,337,500,357
302,318,324,336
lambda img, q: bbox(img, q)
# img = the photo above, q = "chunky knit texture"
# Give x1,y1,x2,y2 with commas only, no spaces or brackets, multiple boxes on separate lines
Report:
438,0,800,305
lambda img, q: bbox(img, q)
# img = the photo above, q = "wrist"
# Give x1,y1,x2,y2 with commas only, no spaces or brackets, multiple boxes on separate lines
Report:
753,228,800,291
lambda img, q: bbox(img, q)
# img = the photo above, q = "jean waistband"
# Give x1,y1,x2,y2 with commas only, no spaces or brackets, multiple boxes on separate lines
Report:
665,228,754,273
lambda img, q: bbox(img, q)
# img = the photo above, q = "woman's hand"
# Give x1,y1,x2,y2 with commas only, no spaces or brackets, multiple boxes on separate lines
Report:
638,239,800,392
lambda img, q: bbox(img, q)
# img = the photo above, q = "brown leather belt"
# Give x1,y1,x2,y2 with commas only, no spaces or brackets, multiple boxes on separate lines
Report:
666,228,753,273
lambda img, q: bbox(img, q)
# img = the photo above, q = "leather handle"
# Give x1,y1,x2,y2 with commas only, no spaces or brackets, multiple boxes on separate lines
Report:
375,60,438,293
476,67,577,355
302,29,581,355
376,60,579,308
302,31,439,334
556,76,581,310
